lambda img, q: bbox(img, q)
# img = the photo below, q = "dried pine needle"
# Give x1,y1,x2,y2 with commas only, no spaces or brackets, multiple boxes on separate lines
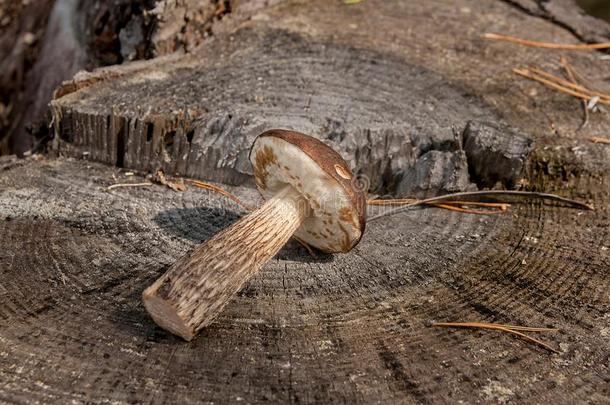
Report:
368,199,510,208
528,69,610,101
560,57,589,129
514,67,610,107
368,199,510,215
432,321,560,353
514,68,610,106
367,198,418,206
444,201,510,210
107,182,153,190
368,190,592,221
527,67,610,102
483,33,610,50
187,179,254,211
433,321,558,333
432,203,506,215
588,136,610,144
482,323,558,333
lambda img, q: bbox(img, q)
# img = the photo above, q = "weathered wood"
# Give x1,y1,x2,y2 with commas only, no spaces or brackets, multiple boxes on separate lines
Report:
0,0,231,155
2,0,610,403
1,147,609,403
507,0,610,43
50,0,610,196
51,31,504,195
143,185,308,340
461,121,533,189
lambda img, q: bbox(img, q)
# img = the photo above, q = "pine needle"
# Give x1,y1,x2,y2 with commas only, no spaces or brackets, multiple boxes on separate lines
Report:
368,199,510,215
442,201,510,210
431,203,506,215
432,321,560,353
527,67,610,102
187,179,254,211
514,67,610,106
368,190,593,222
293,236,317,257
367,198,418,206
588,136,610,144
560,57,589,130
483,33,610,50
107,182,153,190
368,199,509,208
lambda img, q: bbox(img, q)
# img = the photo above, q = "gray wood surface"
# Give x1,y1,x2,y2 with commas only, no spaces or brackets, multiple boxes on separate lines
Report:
1,0,610,403
1,149,608,403
51,0,610,196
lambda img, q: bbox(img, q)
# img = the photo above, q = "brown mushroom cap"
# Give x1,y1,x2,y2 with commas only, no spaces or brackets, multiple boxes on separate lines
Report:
249,129,366,253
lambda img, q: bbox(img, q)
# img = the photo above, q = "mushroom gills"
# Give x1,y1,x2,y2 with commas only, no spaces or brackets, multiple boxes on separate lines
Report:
250,136,362,252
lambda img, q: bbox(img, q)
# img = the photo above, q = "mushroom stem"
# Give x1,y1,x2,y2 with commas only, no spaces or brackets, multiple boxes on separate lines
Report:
143,185,309,340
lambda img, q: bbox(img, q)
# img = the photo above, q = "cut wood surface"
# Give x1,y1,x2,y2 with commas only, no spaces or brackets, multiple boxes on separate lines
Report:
1,0,610,403
1,151,608,403
50,0,610,195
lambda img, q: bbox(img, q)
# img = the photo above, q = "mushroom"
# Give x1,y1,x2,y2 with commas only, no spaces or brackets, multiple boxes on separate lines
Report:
143,129,366,340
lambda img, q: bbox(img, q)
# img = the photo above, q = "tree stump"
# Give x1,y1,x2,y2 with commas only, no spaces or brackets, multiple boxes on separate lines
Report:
1,0,609,403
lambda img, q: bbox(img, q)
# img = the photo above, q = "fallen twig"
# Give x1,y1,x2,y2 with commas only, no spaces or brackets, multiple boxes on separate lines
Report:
587,136,610,144
107,182,153,190
483,33,610,50
368,190,593,222
432,321,560,354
